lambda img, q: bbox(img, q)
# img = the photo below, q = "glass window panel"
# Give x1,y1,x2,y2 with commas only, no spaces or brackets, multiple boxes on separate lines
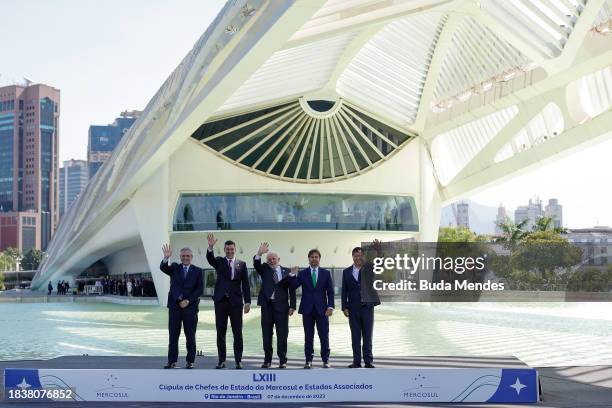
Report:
173,193,419,232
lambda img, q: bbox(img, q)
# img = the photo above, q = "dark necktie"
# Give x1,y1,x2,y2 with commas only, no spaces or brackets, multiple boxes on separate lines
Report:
270,267,280,300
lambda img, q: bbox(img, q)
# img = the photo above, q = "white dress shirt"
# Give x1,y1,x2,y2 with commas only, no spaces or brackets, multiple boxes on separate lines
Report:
352,265,360,282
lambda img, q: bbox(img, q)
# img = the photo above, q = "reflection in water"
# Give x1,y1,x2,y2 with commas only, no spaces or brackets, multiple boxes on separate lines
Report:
1,302,611,367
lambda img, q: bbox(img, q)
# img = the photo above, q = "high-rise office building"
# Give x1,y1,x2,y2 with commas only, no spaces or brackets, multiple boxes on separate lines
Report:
0,82,60,252
454,201,469,229
495,204,509,234
544,198,563,229
514,198,543,231
59,159,88,219
87,110,140,179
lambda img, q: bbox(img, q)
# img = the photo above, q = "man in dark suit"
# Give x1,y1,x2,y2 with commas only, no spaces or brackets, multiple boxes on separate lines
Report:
289,249,334,369
206,233,251,369
160,244,204,369
253,242,296,369
342,247,381,368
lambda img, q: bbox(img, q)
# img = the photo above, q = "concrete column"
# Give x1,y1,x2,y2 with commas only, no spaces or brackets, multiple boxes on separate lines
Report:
419,139,442,243
131,161,170,306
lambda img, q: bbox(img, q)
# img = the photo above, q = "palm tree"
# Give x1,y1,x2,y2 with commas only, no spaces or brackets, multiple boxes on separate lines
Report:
495,219,529,248
533,216,567,234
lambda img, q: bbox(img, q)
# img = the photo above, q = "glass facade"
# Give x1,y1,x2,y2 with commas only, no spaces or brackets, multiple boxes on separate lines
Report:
88,161,103,179
173,193,418,232
22,226,36,253
87,116,137,178
60,161,88,217
40,98,55,213
41,211,51,251
0,100,15,112
18,113,23,210
0,113,14,211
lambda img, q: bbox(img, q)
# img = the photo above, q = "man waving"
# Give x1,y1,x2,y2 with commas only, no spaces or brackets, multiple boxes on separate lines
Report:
160,244,204,369
253,242,296,369
206,233,251,369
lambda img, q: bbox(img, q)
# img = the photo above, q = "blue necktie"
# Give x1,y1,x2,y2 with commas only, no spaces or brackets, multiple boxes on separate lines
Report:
183,265,188,279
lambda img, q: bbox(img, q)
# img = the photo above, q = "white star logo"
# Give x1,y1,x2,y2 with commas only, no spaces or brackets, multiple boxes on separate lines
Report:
509,377,526,395
17,378,31,390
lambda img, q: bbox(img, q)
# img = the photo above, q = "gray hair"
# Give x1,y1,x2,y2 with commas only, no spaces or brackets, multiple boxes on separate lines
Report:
267,251,280,259
179,247,193,254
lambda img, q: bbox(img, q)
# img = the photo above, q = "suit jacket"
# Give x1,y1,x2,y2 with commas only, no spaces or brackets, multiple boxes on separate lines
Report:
160,260,204,310
341,263,381,312
290,267,335,316
253,256,296,311
206,249,251,306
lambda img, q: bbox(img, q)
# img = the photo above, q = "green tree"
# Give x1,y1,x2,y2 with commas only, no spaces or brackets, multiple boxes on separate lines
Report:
0,270,4,290
21,249,43,271
436,227,490,283
438,227,478,242
0,253,13,271
495,219,529,249
510,230,582,283
533,216,567,234
565,267,612,292
1,247,21,270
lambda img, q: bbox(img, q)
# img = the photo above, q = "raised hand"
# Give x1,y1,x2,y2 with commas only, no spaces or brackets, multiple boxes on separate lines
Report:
257,242,269,256
207,233,217,249
162,244,172,259
289,266,299,277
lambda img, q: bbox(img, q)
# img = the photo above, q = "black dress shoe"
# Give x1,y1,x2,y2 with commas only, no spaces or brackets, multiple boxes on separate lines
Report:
235,362,243,369
323,361,331,368
261,362,271,369
163,362,176,369
304,361,312,369
365,363,375,368
185,362,194,369
348,363,362,368
279,363,287,369
215,362,226,369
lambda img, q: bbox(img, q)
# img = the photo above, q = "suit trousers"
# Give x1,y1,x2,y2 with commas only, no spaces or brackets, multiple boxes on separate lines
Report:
214,297,244,363
261,300,289,364
168,306,198,364
302,309,330,363
348,305,374,365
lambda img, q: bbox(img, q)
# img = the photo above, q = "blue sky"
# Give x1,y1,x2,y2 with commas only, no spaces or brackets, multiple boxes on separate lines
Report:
1,0,225,159
1,0,611,228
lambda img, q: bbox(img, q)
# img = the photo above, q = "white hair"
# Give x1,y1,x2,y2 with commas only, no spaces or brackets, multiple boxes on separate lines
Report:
266,251,279,259
180,247,193,254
